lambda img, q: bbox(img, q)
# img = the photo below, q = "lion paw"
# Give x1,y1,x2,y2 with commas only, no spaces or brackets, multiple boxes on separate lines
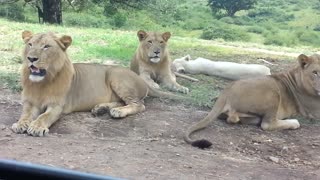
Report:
287,119,300,129
27,121,49,137
151,83,160,89
110,108,127,119
11,120,30,134
91,105,109,117
177,86,189,94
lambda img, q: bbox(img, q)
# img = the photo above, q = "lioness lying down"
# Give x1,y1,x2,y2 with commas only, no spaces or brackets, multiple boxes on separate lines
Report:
172,55,271,80
184,54,320,149
130,30,189,94
11,31,179,137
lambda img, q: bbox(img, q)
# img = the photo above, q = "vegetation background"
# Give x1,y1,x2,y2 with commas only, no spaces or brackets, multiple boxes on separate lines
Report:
0,0,320,107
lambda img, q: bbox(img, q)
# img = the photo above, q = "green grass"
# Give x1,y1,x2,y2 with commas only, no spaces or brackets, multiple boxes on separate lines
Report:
0,18,317,108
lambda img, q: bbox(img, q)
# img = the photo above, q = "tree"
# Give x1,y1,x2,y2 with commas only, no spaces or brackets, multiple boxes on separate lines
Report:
42,0,62,24
208,0,257,17
23,0,62,24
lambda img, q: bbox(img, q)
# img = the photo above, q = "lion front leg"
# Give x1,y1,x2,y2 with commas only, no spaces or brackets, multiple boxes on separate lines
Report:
140,72,160,89
12,102,39,134
161,74,189,94
27,106,63,137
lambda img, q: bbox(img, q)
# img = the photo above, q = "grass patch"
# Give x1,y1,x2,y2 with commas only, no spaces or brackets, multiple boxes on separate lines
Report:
0,71,21,92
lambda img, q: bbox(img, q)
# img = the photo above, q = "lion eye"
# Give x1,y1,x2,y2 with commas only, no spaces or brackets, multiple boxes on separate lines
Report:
28,43,32,47
148,40,152,44
160,41,164,44
313,71,318,75
43,45,51,49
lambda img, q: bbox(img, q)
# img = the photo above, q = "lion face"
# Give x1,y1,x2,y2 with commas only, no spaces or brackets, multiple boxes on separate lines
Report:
298,54,320,96
137,30,171,64
172,55,191,73
22,31,72,82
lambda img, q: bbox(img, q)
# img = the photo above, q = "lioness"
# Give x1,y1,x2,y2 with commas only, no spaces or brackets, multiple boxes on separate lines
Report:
184,54,320,149
173,55,271,80
11,31,179,137
130,30,189,94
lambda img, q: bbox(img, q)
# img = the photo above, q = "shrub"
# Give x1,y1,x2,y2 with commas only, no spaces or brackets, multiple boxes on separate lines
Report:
0,4,25,21
201,25,250,41
247,26,265,34
64,12,107,28
247,7,295,22
220,16,253,25
112,13,127,28
313,25,320,32
264,32,298,47
296,31,320,46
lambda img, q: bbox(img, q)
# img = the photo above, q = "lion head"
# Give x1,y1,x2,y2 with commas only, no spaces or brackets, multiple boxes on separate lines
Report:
297,54,320,96
137,30,171,64
172,55,192,73
21,31,72,82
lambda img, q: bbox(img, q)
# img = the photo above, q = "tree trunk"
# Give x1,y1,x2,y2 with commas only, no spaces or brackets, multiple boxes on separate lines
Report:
42,0,62,24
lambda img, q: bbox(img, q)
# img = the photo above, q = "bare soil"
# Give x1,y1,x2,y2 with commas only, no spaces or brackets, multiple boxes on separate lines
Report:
1,56,320,180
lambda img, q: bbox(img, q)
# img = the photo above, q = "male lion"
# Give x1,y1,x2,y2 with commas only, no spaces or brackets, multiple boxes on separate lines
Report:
11,31,179,137
130,30,189,94
184,54,320,149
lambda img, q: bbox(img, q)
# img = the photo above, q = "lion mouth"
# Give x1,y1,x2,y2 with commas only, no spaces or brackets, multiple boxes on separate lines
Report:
150,56,161,63
29,65,46,76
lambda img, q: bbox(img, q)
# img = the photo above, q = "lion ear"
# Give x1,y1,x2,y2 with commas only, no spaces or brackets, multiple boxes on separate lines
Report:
298,54,312,69
162,32,171,42
57,35,72,50
22,30,33,43
137,30,147,41
185,55,191,61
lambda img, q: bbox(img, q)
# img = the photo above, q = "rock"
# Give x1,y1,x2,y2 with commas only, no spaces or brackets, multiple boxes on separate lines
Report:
269,156,279,163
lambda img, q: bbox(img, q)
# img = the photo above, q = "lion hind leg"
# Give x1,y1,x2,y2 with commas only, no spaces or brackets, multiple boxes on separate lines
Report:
91,102,124,117
261,115,300,131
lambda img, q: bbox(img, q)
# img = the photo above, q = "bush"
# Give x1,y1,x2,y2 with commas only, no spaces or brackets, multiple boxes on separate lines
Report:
296,31,320,46
0,4,25,21
247,7,295,22
220,16,253,26
64,12,107,28
201,25,250,42
313,25,320,32
264,32,298,47
112,13,127,28
247,26,265,34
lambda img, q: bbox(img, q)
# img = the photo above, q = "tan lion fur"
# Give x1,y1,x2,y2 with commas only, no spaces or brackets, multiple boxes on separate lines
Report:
184,54,320,149
12,31,180,137
130,30,189,94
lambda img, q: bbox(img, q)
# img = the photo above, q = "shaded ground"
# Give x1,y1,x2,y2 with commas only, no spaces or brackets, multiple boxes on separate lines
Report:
1,55,320,180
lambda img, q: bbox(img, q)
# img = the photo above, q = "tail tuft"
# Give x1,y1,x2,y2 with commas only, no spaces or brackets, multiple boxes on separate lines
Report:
191,139,212,149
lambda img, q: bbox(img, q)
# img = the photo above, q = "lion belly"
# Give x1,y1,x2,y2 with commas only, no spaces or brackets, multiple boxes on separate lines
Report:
222,76,297,119
63,63,118,113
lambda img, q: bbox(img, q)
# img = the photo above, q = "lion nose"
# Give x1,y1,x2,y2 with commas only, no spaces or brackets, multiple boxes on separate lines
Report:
154,50,160,55
27,57,39,62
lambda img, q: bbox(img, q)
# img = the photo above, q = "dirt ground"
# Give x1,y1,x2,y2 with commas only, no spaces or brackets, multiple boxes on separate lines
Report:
1,57,320,180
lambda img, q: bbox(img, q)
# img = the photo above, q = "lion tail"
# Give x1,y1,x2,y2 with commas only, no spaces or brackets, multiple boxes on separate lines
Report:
147,85,186,100
184,95,226,149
